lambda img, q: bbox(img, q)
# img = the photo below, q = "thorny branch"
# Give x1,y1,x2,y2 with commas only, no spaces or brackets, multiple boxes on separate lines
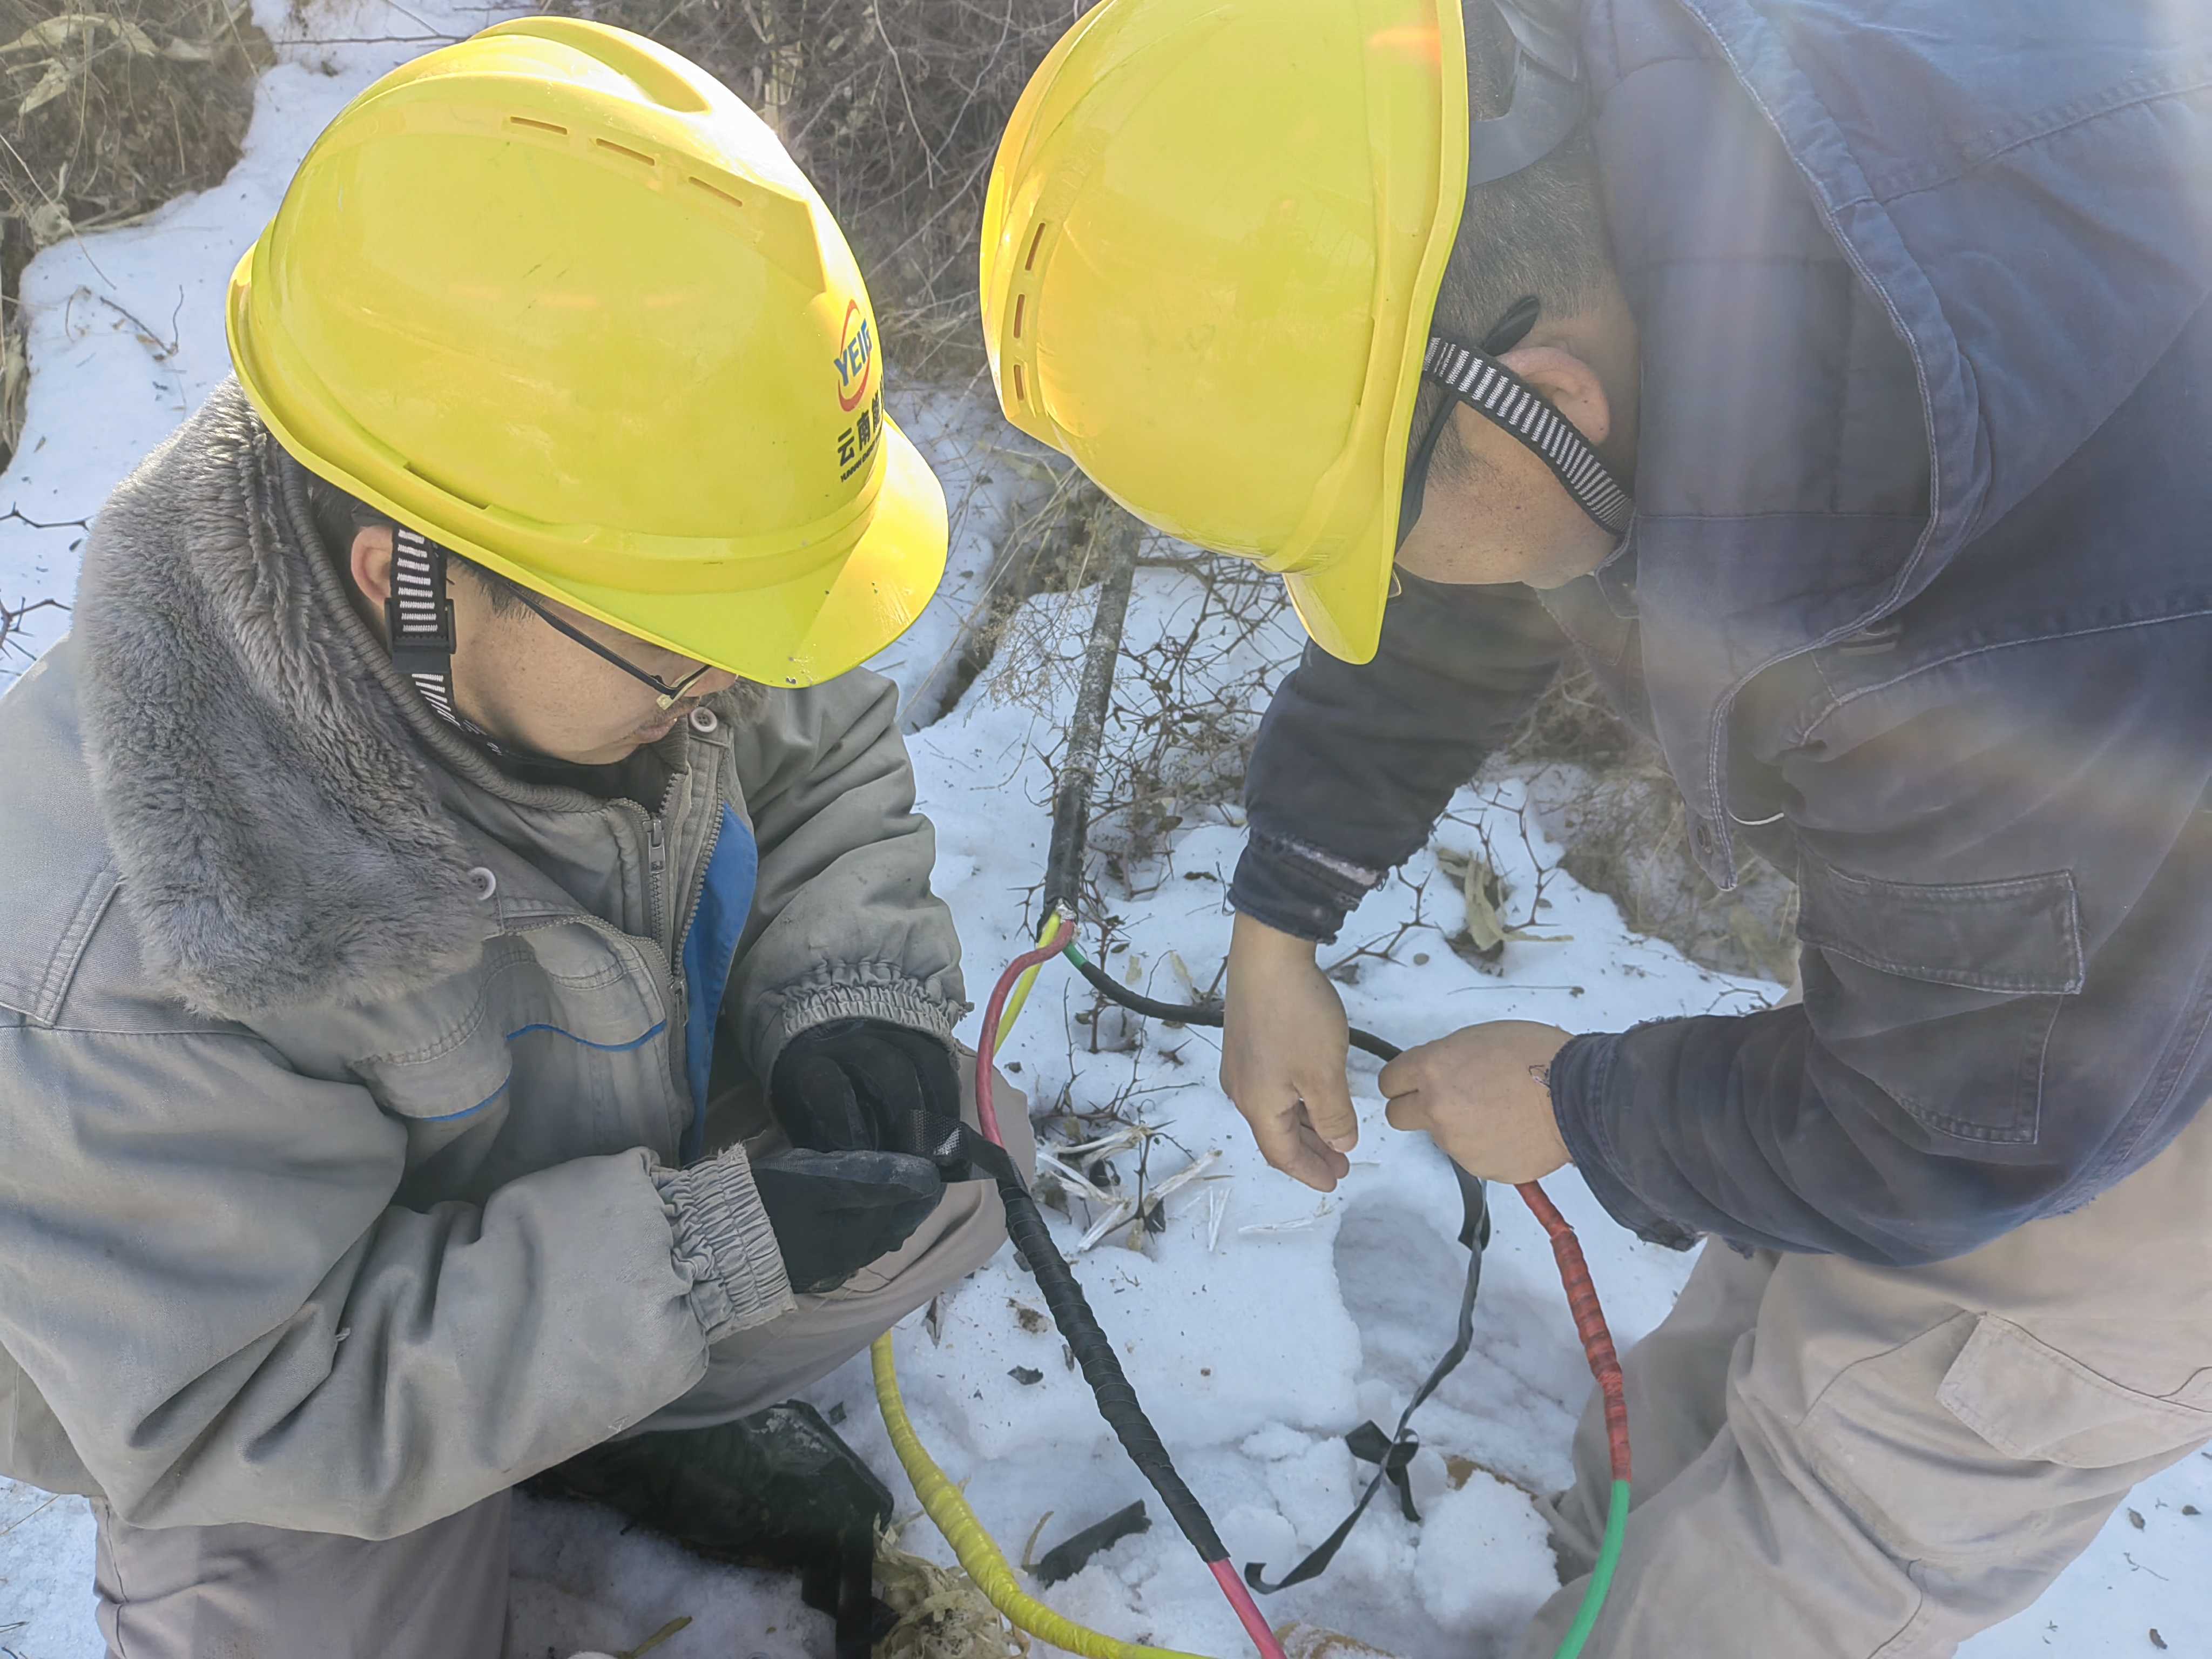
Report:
0,594,67,667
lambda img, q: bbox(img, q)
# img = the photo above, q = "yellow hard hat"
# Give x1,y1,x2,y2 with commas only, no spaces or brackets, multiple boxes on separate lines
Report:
228,17,945,688
981,0,1469,664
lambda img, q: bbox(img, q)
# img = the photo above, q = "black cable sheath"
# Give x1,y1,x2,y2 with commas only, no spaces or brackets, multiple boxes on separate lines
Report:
1067,951,1402,1063
956,1128,1230,1564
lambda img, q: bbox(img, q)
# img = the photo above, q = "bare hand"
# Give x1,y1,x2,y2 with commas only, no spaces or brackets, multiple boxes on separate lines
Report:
1380,1021,1574,1184
1220,915,1358,1190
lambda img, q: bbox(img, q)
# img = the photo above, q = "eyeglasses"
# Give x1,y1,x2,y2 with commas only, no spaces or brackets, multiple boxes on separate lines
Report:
481,571,717,709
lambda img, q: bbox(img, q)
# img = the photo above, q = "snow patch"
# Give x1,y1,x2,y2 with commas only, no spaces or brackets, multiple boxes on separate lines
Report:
4,3,2211,1656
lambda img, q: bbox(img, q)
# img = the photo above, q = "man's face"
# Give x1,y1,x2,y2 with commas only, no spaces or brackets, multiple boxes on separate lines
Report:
350,525,741,764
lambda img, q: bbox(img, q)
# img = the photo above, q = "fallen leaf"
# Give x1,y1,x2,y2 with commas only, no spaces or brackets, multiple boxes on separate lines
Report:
18,59,72,119
1459,854,1507,953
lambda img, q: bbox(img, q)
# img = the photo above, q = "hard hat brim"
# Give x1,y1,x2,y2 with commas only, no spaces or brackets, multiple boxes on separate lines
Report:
549,416,950,689
1280,515,1395,667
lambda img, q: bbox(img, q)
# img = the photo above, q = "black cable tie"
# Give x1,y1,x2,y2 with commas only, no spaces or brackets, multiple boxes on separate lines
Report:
1345,1420,1423,1523
1245,1168,1489,1594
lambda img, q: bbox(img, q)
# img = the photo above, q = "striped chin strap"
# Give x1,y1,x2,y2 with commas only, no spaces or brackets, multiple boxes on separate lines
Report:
386,525,503,748
386,525,461,723
1420,335,1634,537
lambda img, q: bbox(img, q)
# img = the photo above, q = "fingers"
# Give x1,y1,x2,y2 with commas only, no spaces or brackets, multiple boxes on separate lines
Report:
1225,1080,1336,1190
778,1054,871,1151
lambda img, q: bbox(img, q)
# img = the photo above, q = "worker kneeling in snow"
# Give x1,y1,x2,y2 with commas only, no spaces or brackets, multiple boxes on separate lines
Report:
0,22,1029,1657
984,0,2212,1653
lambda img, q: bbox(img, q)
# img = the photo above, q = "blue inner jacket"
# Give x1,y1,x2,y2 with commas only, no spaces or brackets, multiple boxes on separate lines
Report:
1235,0,2212,1264
682,805,759,1162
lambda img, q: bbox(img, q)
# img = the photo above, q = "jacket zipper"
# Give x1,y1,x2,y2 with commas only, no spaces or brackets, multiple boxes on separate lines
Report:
644,807,669,949
648,755,728,1154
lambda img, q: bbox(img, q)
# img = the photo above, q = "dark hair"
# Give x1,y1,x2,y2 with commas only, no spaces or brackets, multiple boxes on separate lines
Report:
302,470,524,616
1415,0,1616,479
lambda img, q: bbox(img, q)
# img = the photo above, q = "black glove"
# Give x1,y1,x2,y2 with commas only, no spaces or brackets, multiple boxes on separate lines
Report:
772,1019,968,1177
752,1148,945,1294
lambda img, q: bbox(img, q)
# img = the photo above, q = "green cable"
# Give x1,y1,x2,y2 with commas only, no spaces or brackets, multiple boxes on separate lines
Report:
1553,1480,1630,1659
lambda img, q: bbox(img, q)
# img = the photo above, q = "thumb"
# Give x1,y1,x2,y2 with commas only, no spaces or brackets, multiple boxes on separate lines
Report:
1299,1062,1360,1152
1383,1091,1428,1134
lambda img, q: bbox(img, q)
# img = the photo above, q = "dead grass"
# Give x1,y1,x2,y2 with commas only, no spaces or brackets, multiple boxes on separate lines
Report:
0,0,271,466
875,1533,1029,1659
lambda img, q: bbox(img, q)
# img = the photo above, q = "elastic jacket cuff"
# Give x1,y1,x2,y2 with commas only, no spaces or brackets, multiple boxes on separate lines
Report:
756,971,959,1079
1548,1031,1700,1252
1229,831,1389,945
653,1149,796,1344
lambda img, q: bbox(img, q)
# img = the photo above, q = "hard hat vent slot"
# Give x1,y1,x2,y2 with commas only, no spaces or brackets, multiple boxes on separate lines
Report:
508,116,568,136
1013,294,1027,340
1024,221,1049,272
1011,363,1027,404
690,176,744,209
595,138,657,166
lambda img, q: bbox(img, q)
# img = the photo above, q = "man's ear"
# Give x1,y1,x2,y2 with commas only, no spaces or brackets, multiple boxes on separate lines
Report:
1494,343,1613,446
347,524,397,609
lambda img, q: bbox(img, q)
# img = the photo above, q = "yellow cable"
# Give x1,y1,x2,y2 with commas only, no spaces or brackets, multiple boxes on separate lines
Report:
995,912,1067,1041
872,1334,1214,1659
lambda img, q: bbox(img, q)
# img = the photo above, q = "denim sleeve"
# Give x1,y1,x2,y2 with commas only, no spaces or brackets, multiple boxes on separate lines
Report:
1232,575,1567,942
1549,614,2212,1267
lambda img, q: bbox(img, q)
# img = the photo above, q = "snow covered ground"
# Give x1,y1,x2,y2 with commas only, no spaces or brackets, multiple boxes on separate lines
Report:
5,3,2211,1656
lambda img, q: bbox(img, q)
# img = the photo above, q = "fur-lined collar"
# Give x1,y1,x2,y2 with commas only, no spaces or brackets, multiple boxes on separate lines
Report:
74,382,499,1019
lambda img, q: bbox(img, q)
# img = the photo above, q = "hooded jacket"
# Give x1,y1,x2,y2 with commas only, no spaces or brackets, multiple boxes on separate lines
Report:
1233,0,2212,1264
0,382,966,1532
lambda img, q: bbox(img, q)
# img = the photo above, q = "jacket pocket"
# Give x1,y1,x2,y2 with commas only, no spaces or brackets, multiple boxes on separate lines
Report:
1796,859,2083,994
1939,1314,2212,1469
1802,1311,2212,1568
1797,857,2084,1144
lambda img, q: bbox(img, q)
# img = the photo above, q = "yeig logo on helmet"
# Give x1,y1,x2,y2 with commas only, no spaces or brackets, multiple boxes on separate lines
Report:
832,299,886,481
834,301,876,412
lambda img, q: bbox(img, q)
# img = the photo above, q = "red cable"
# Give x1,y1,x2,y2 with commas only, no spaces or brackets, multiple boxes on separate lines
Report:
1515,1181,1633,1486
973,935,1065,1144
1211,1559,1286,1658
